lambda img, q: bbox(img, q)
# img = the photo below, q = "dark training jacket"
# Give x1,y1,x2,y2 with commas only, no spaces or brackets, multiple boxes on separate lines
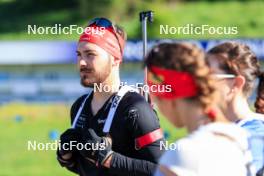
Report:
61,91,165,176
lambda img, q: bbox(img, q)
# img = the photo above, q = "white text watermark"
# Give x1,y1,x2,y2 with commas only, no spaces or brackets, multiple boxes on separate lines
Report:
160,24,238,36
27,24,106,35
27,140,106,151
93,82,172,93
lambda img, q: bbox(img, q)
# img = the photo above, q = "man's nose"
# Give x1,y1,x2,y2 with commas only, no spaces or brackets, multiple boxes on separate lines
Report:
79,59,88,66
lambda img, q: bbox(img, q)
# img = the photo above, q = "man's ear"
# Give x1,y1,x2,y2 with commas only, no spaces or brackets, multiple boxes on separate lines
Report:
112,56,121,66
232,75,246,93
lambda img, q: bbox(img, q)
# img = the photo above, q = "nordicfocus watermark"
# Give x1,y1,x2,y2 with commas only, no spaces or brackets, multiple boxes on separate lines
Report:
93,82,172,93
159,141,201,152
160,24,238,35
27,24,105,35
27,140,182,151
160,141,182,151
27,140,106,151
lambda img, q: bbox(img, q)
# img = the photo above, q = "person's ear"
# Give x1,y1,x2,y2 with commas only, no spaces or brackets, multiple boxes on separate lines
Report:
112,56,121,66
232,75,245,93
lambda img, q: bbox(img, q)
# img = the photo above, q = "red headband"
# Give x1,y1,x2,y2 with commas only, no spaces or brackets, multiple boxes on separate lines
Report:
147,66,198,99
79,24,124,60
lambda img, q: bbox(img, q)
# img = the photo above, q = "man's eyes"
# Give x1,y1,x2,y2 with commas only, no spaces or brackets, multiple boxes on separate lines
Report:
77,53,96,57
86,53,96,56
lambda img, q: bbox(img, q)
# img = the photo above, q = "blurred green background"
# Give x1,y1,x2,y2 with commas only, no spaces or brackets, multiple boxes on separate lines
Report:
0,102,186,175
0,0,263,175
0,0,263,40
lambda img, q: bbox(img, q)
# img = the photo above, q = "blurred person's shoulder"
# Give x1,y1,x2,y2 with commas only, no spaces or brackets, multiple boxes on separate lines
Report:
238,116,264,134
158,123,249,176
238,116,264,171
199,122,250,146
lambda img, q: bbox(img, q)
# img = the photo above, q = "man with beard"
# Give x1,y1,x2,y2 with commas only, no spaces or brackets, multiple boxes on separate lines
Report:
56,18,164,176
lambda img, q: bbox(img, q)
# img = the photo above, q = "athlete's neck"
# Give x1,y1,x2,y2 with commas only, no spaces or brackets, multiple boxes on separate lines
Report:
182,104,209,133
185,108,207,133
93,79,120,102
183,103,228,133
91,69,120,115
227,94,263,122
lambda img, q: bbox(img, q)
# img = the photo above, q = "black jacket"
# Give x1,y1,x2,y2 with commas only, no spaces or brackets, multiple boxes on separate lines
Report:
61,91,164,176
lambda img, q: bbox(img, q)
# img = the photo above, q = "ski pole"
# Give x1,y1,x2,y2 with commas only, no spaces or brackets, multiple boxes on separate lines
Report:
139,11,154,103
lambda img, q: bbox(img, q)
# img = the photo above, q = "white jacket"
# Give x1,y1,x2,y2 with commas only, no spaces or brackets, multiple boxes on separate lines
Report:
156,122,255,176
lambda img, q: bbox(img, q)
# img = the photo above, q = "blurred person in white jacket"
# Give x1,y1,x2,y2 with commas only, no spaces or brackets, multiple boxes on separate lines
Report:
206,42,264,173
144,42,256,176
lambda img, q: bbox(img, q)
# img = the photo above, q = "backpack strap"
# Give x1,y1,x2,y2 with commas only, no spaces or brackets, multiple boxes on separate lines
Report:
71,90,93,129
103,85,138,133
71,86,138,132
